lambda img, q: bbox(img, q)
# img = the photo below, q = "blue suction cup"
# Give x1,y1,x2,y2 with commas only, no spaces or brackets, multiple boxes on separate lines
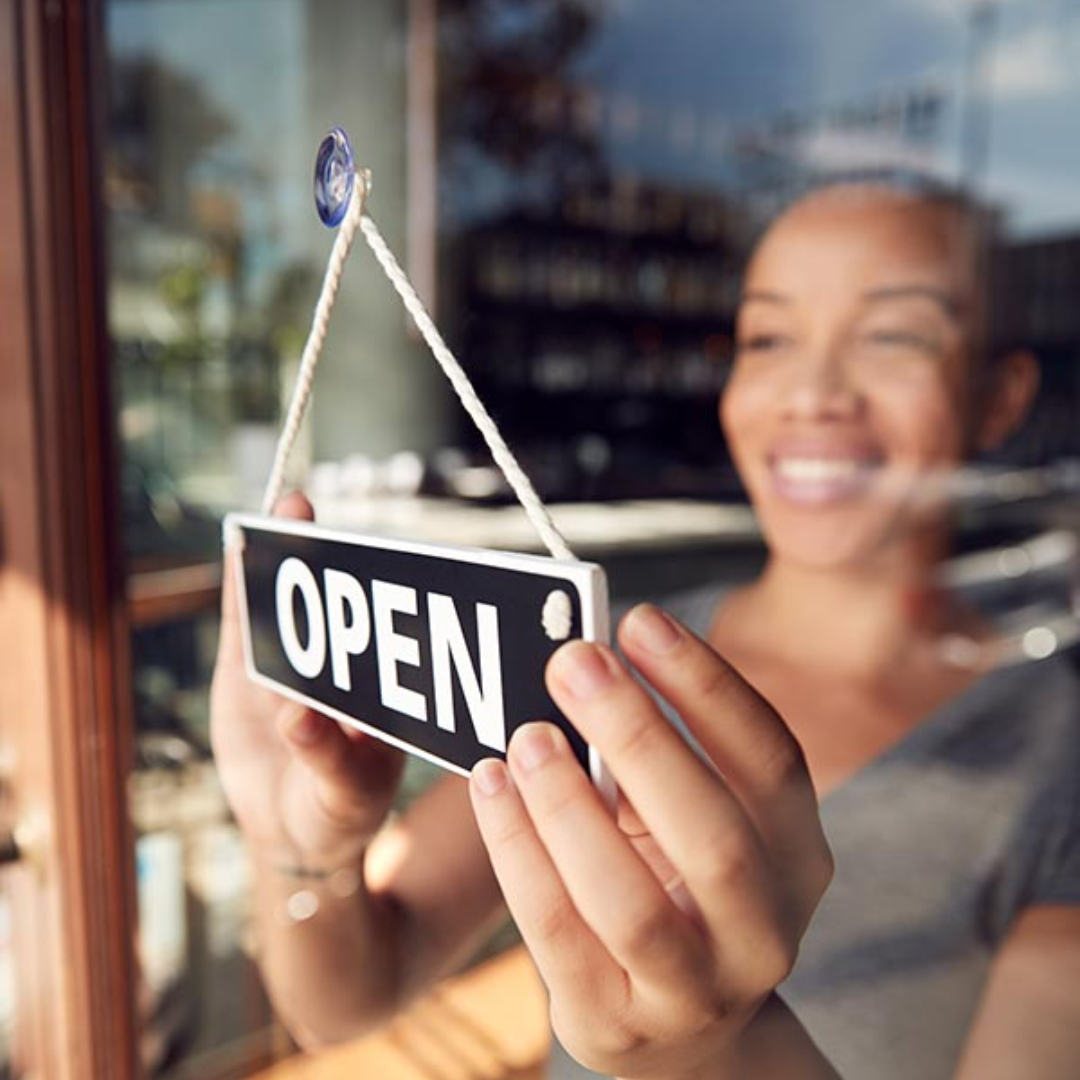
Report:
314,127,356,228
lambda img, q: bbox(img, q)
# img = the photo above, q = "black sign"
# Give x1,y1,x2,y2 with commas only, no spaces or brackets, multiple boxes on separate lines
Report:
226,514,610,783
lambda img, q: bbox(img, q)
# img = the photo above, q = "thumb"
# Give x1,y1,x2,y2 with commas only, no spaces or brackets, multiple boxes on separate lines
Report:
273,490,315,524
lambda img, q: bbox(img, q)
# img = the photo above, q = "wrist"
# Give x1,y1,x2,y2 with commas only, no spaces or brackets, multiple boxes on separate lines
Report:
255,848,362,878
720,995,841,1080
248,842,368,896
263,856,357,880
612,997,837,1080
251,851,369,929
246,830,372,878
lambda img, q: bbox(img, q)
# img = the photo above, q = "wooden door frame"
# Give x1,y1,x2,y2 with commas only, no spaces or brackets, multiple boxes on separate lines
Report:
0,0,139,1076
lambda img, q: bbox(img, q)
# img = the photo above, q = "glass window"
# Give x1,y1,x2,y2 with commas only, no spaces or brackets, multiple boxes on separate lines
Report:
436,0,1080,500
104,1,1080,1075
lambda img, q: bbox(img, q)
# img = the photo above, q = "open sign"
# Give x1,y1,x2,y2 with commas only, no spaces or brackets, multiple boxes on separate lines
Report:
226,514,611,788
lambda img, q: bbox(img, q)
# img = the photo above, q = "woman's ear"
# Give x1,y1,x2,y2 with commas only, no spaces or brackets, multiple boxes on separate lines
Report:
976,349,1041,452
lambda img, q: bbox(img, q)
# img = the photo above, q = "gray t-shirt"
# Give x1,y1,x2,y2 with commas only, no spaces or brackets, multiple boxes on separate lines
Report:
548,584,1080,1080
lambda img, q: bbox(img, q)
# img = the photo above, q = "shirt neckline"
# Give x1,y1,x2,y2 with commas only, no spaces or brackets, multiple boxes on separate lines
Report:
671,581,1029,805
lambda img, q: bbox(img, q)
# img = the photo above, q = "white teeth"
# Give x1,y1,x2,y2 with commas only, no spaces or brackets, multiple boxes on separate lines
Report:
774,458,869,483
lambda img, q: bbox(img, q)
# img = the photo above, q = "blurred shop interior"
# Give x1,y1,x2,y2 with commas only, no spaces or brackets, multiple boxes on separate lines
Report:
3,0,1080,1076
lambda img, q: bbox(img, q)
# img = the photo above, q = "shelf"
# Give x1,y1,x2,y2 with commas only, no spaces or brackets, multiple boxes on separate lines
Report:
129,562,222,629
465,290,735,331
312,495,759,557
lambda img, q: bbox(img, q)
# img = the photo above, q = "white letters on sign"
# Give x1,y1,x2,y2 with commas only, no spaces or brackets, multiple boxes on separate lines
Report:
275,557,327,679
429,594,505,752
324,568,370,691
373,580,427,723
273,560,507,751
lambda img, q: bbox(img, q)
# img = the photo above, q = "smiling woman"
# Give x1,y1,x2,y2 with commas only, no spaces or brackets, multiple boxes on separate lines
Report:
207,173,1080,1080
694,180,1076,1078
722,181,1039,571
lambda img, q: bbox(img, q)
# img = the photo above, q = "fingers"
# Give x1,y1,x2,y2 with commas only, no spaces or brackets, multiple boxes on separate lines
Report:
511,724,705,991
544,638,811,977
546,641,764,891
280,710,404,820
469,751,626,1015
618,604,821,866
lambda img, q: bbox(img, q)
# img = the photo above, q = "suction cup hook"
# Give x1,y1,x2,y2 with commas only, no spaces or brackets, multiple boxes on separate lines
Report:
313,127,370,227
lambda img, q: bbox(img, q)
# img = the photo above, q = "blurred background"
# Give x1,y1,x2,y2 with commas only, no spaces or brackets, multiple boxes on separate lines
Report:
1,0,1079,1076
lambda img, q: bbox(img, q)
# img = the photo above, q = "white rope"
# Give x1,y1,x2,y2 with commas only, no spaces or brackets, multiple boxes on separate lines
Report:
260,174,369,515
261,178,576,563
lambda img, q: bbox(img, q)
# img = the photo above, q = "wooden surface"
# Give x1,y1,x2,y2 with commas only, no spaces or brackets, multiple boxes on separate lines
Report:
250,946,551,1080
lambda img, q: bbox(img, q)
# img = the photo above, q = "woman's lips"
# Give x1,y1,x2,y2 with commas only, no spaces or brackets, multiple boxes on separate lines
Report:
768,454,883,505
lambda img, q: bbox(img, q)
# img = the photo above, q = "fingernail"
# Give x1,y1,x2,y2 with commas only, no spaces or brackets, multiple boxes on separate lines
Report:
284,711,321,746
510,723,560,772
624,604,681,655
472,758,509,796
551,641,615,700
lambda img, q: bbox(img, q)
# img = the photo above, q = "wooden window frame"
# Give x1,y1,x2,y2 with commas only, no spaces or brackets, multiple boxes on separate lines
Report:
0,0,140,1075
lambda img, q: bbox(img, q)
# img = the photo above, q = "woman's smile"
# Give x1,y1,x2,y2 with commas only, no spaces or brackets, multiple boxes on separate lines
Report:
767,446,885,506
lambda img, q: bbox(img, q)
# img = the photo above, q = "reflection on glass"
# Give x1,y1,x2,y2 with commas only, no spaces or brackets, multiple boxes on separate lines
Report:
132,730,262,1074
108,0,310,553
934,464,1080,668
435,1,1080,506
104,1,406,1072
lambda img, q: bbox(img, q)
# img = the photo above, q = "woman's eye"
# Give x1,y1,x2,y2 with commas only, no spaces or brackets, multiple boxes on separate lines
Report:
863,329,937,353
737,332,791,353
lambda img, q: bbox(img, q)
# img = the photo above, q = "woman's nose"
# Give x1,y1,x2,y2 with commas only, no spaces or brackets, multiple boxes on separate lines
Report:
780,349,863,422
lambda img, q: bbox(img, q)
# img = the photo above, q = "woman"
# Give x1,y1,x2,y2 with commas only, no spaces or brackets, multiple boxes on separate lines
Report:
210,180,1080,1078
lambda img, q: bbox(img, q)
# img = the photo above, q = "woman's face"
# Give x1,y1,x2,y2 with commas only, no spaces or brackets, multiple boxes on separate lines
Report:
722,189,982,571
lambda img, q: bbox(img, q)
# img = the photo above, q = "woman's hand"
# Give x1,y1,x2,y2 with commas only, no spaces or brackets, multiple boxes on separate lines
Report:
210,493,405,872
468,603,833,1080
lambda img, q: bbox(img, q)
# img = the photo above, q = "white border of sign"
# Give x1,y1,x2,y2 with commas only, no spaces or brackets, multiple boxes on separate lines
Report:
225,512,615,803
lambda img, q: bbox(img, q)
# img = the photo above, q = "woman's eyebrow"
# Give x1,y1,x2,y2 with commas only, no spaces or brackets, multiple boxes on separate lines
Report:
862,284,962,318
739,289,791,306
